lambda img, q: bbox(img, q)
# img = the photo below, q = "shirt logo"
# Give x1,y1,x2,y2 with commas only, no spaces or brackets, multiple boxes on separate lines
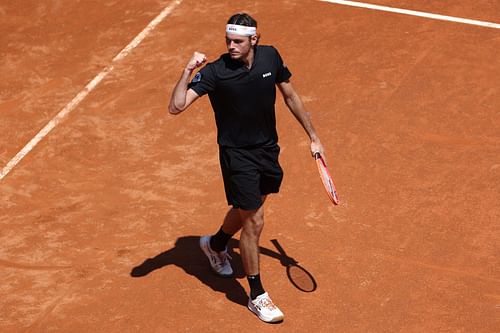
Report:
262,72,272,78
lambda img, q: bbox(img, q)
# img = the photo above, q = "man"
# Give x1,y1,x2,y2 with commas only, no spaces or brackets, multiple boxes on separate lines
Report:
168,13,325,323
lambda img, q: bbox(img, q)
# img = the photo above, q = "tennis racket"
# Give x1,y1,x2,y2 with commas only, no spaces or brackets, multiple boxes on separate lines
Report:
314,152,339,205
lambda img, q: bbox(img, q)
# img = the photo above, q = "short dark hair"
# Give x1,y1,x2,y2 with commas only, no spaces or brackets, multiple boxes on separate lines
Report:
227,13,257,28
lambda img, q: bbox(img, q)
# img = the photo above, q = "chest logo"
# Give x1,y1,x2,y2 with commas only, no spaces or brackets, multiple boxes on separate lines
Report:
262,72,272,78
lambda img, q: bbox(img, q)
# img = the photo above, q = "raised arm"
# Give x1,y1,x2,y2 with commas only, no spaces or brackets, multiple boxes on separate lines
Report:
277,80,325,158
168,52,207,115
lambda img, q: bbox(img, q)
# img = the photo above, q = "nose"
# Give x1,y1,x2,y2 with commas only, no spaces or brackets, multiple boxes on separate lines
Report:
227,40,237,50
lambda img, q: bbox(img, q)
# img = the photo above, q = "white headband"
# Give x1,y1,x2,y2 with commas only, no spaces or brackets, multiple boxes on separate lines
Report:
226,24,257,36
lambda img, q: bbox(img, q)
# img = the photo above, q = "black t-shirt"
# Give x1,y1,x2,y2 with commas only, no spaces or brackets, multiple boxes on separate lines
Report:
188,45,292,148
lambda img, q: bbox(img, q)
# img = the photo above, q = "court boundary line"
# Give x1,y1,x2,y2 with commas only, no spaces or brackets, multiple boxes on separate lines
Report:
321,0,500,29
0,0,183,181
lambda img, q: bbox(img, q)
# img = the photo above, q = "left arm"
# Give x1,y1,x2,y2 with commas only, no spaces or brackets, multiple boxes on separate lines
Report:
277,80,325,158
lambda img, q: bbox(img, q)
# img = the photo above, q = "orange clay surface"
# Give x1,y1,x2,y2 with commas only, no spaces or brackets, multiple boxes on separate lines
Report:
1,1,499,332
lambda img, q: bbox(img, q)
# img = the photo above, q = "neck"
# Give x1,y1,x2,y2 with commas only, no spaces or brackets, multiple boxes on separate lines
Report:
241,47,255,69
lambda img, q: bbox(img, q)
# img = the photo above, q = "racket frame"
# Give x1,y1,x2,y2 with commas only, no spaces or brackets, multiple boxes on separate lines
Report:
314,152,340,205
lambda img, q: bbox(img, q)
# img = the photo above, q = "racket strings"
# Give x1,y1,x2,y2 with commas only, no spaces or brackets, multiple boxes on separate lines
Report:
319,165,334,194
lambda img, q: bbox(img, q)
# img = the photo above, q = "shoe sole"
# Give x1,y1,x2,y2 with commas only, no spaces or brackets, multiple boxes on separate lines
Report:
247,304,284,323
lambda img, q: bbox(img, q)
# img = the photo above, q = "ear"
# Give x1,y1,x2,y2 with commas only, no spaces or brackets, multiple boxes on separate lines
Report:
250,34,259,46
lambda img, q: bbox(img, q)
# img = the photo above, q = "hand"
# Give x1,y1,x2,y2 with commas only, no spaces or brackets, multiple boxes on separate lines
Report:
186,51,207,71
310,138,326,162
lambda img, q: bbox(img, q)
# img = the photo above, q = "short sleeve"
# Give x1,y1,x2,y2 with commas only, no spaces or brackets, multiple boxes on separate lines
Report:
188,64,216,96
273,47,292,83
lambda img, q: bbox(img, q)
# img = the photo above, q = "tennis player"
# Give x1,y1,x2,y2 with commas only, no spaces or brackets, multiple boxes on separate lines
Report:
168,13,325,323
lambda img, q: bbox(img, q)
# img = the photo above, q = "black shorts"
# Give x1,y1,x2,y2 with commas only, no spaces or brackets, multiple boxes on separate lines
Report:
219,145,284,210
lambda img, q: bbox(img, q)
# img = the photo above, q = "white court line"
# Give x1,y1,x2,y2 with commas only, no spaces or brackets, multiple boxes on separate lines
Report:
321,0,500,29
0,0,183,181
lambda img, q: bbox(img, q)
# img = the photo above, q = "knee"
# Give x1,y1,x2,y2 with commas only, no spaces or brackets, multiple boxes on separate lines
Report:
242,212,264,237
251,213,265,230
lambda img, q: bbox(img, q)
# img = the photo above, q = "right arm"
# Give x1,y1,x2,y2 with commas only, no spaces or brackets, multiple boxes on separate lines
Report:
168,52,207,115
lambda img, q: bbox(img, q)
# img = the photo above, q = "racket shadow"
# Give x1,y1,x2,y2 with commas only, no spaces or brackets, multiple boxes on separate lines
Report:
261,239,318,293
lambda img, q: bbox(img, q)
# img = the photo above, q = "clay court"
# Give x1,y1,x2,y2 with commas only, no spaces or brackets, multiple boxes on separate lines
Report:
1,0,499,332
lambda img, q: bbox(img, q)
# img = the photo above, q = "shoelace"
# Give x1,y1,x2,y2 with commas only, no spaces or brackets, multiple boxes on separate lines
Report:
211,251,232,269
255,296,277,311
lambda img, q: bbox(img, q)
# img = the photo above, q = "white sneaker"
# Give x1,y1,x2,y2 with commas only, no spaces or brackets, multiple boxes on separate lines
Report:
248,292,284,323
199,235,233,277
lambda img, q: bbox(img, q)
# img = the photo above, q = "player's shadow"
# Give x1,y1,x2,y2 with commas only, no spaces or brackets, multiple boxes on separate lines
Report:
130,236,315,306
130,236,249,306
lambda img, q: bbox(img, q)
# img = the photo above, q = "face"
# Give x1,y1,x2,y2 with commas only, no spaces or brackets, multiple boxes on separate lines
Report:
225,33,256,60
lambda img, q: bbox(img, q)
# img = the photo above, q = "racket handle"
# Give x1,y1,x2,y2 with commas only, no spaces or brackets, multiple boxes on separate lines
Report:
314,152,321,160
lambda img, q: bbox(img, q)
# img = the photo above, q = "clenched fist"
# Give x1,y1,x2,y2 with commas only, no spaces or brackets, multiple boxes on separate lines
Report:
186,52,207,71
